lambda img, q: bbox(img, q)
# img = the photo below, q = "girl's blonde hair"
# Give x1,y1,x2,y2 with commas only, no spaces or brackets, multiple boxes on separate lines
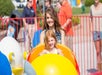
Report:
44,30,57,50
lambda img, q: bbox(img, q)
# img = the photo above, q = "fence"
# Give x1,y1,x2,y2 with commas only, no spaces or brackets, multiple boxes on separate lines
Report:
0,16,102,75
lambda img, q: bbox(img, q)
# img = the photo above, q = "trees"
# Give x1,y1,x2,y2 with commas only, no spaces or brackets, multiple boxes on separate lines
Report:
85,0,94,6
85,0,102,7
0,0,15,16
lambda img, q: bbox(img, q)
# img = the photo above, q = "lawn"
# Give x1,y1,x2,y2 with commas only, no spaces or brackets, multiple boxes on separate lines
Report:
72,6,90,15
0,6,90,29
18,6,90,15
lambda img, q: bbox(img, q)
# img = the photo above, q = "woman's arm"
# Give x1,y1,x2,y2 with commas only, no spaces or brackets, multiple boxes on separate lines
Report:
40,31,45,43
89,7,93,32
60,30,65,45
22,8,28,30
34,17,37,31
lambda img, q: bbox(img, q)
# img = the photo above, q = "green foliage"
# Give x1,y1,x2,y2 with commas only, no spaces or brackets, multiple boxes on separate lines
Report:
36,6,43,17
36,6,43,27
85,0,102,6
85,0,94,6
72,17,80,26
0,0,15,16
39,19,43,27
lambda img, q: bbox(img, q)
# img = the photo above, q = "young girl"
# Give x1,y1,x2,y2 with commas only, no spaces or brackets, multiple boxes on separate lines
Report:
40,30,63,55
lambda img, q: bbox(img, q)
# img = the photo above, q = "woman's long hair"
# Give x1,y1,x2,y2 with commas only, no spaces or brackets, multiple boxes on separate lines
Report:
42,8,62,32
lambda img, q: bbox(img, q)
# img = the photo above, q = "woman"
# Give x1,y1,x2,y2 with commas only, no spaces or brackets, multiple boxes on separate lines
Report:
40,8,65,45
22,0,37,52
40,30,63,55
90,0,102,71
45,0,54,11
58,0,73,50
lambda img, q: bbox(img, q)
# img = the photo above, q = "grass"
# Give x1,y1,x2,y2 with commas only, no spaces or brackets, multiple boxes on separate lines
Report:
18,6,90,15
0,6,90,29
72,6,90,15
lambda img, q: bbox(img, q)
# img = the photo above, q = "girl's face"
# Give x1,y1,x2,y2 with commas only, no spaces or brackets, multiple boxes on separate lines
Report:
48,37,56,49
46,13,54,28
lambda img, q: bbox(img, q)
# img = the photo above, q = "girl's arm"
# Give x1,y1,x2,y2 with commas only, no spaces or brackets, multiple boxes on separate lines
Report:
57,49,63,55
39,50,48,56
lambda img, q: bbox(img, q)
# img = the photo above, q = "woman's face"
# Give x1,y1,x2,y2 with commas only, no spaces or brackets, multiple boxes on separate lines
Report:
48,37,56,49
59,0,63,5
45,0,50,7
28,0,33,7
46,13,54,28
56,2,61,9
94,0,99,4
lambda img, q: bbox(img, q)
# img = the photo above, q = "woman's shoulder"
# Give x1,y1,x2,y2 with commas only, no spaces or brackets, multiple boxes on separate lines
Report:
100,3,102,6
60,29,65,34
23,6,28,10
40,30,46,35
90,4,94,9
41,30,46,33
40,30,46,43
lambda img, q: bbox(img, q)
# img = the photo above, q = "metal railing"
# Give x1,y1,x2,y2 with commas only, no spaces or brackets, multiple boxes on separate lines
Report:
0,16,102,75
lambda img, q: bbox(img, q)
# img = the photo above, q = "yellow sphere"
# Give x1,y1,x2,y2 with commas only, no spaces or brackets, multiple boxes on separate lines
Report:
31,54,78,75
